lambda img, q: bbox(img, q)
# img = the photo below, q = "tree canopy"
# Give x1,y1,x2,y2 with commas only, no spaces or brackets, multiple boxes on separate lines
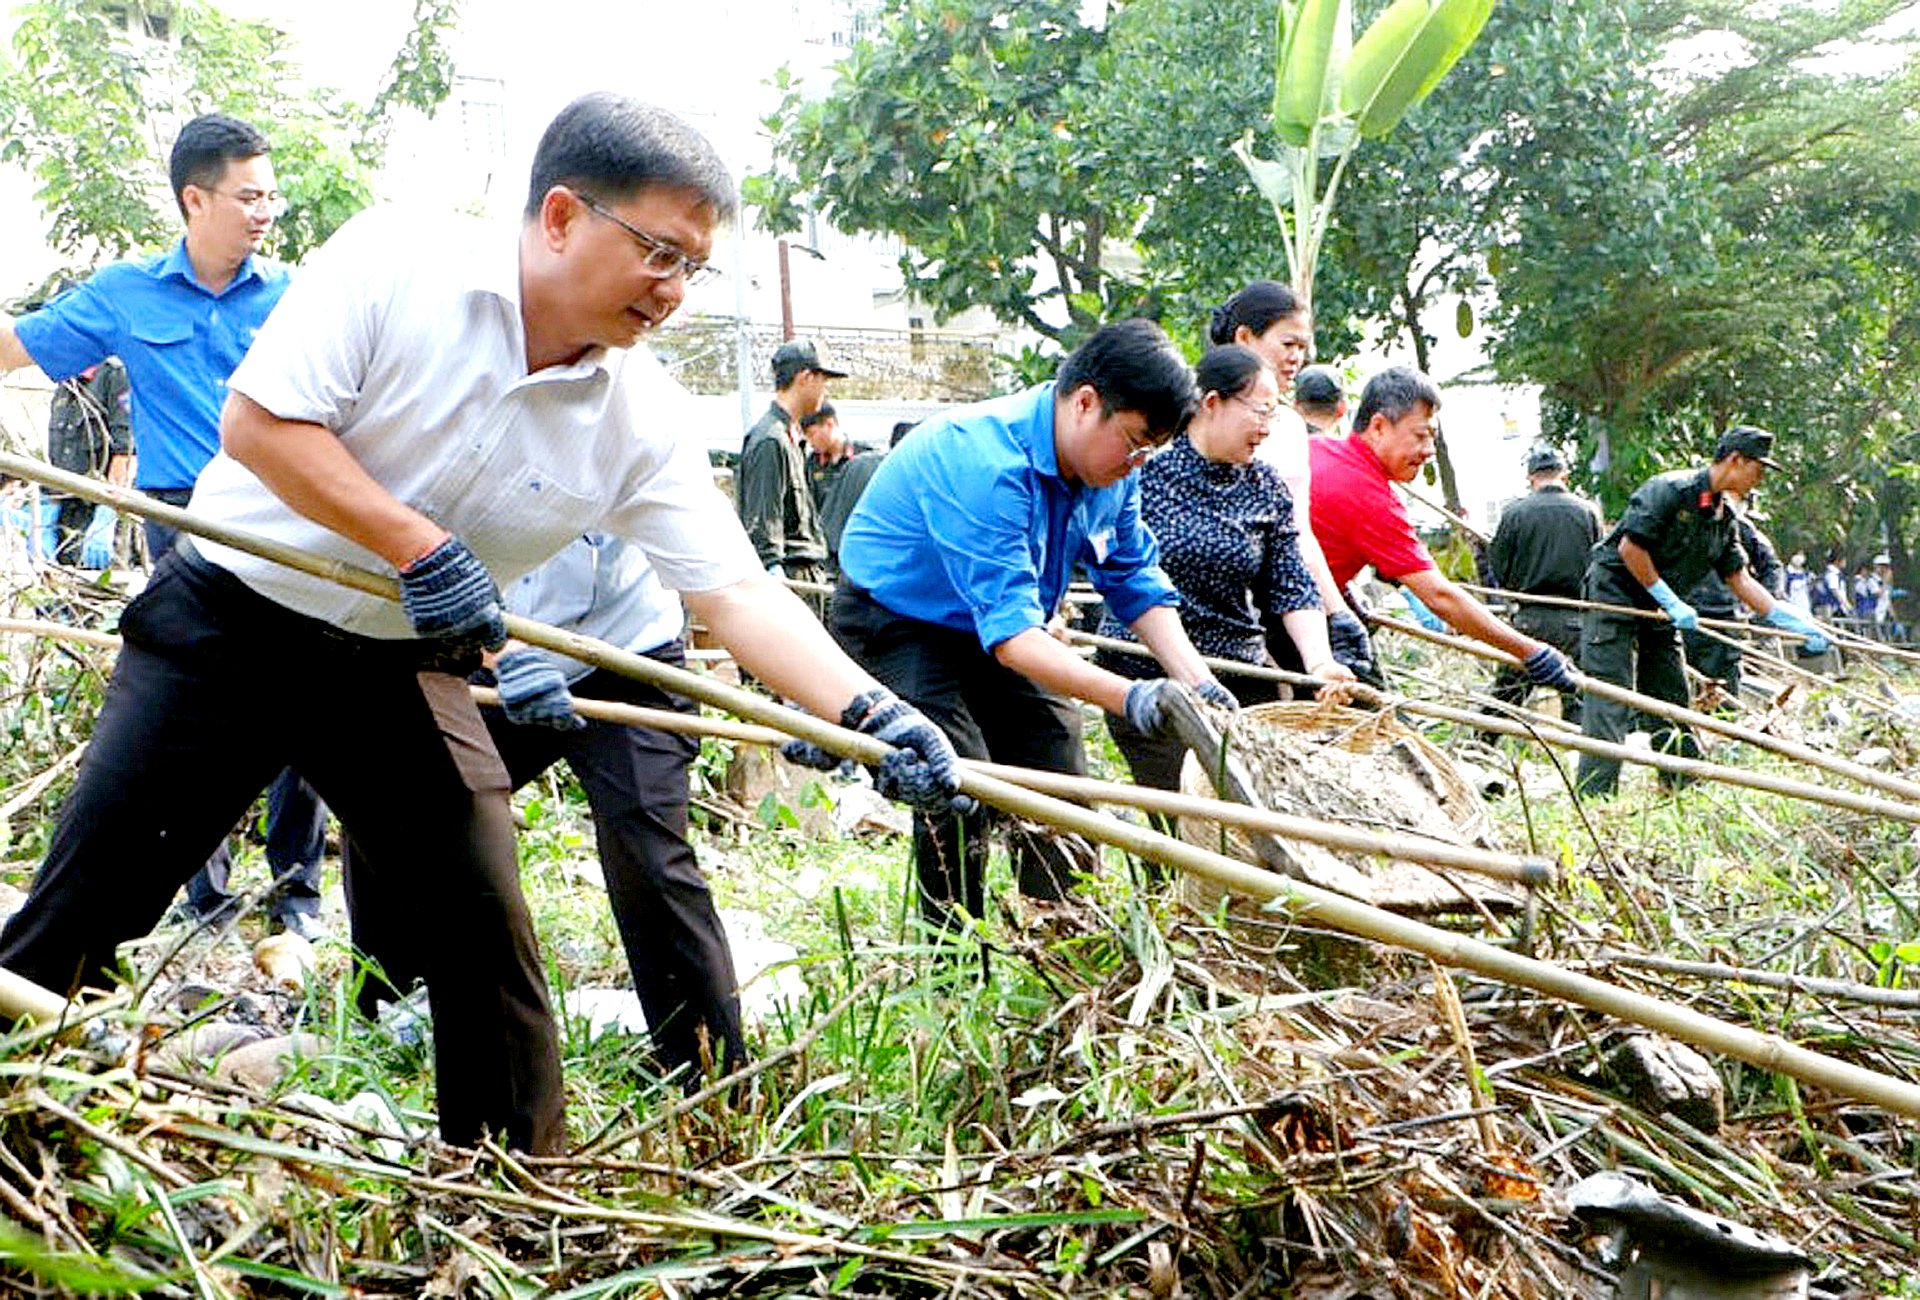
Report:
0,0,460,291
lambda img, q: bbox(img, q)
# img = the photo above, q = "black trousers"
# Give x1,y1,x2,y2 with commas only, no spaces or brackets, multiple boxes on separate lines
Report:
1575,607,1700,797
830,582,1087,924
0,547,564,1153
1682,616,1743,695
139,492,330,921
1489,603,1586,727
347,651,745,1078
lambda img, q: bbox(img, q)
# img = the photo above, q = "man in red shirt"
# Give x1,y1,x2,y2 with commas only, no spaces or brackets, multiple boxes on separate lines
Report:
1309,366,1577,695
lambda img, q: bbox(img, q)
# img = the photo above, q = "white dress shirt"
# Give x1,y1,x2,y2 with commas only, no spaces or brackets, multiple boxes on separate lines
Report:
193,205,757,638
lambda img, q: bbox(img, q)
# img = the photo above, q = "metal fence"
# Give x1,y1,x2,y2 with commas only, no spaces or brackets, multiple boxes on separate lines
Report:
651,317,1005,403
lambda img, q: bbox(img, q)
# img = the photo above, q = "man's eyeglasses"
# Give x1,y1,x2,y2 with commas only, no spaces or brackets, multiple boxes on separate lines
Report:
211,187,286,218
1232,394,1282,422
575,192,719,287
1120,422,1162,465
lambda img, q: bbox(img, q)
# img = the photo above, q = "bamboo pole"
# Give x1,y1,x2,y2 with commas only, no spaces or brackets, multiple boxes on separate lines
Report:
1592,950,1920,1011
1068,627,1920,826
15,597,1912,858
468,688,1555,887
1458,581,1806,645
0,966,69,1024
1371,612,1920,805
9,454,1920,1116
0,616,1555,887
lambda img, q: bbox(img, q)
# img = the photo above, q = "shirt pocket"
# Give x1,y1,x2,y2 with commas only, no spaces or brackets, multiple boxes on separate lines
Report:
455,462,601,581
127,310,193,350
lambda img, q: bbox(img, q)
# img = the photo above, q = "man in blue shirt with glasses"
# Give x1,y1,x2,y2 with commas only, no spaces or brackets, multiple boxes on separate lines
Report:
828,319,1233,927
0,112,327,939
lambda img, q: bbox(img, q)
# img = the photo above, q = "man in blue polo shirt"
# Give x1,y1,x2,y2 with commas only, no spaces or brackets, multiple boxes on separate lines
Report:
828,320,1233,924
0,112,327,938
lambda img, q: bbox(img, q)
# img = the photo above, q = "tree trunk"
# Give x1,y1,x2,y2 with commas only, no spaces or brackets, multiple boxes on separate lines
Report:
1880,466,1913,633
1401,284,1466,517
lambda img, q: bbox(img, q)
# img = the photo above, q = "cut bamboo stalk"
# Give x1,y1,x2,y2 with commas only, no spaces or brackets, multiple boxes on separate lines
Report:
1457,582,1804,644
1372,613,1920,805
467,688,1556,887
9,453,1920,1117
1070,627,1920,826
1592,950,1920,1010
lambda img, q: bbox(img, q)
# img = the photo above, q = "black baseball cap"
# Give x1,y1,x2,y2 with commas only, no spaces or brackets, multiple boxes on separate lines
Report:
1713,424,1780,470
771,337,849,379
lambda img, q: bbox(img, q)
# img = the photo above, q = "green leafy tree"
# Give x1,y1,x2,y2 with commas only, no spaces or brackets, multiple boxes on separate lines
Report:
1233,0,1493,319
0,0,461,282
750,0,1151,348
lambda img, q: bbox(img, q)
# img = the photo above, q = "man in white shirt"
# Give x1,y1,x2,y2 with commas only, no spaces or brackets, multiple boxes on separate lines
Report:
0,94,962,1154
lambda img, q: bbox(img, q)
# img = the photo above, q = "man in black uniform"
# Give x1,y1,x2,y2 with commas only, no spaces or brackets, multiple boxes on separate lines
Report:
737,338,845,597
1486,445,1602,724
1575,426,1828,796
1684,504,1782,697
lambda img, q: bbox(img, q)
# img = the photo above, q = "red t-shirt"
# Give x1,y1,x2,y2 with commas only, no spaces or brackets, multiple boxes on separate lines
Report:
1307,433,1434,587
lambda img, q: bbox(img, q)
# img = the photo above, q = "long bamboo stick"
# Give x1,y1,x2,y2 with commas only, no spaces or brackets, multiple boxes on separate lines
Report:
467,688,1553,887
9,453,1920,1115
1592,950,1920,1011
1372,612,1920,805
1458,581,1806,645
1067,627,1920,825
0,613,1555,887
14,598,1911,856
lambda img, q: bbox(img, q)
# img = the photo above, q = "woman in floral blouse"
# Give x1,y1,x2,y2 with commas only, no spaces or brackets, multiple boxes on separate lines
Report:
1098,345,1355,789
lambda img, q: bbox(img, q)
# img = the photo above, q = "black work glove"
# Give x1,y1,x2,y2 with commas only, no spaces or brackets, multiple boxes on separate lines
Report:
399,535,507,652
783,688,975,816
1522,645,1578,693
1327,609,1376,678
494,649,585,730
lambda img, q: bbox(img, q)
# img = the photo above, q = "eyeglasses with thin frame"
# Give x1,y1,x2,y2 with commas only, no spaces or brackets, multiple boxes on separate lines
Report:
1231,393,1282,422
1119,421,1163,465
573,191,720,287
209,186,286,218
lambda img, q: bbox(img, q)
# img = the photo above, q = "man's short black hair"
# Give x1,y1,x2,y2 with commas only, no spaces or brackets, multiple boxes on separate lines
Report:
1352,366,1442,435
525,93,736,221
1294,364,1344,414
800,402,837,430
169,113,270,218
1056,319,1197,441
890,420,916,447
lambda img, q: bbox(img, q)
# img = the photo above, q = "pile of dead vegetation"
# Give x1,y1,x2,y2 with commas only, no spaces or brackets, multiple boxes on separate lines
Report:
0,851,1914,1298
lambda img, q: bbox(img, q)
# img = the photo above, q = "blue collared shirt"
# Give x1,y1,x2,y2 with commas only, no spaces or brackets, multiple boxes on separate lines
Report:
838,382,1178,652
15,238,290,490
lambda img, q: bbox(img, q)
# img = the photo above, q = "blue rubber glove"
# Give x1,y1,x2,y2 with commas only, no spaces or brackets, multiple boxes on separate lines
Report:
399,536,507,652
80,504,116,569
1521,645,1578,692
494,648,585,730
1192,678,1238,711
34,496,60,563
1403,588,1447,632
1327,610,1376,677
810,688,974,816
1764,603,1830,655
1645,579,1698,631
